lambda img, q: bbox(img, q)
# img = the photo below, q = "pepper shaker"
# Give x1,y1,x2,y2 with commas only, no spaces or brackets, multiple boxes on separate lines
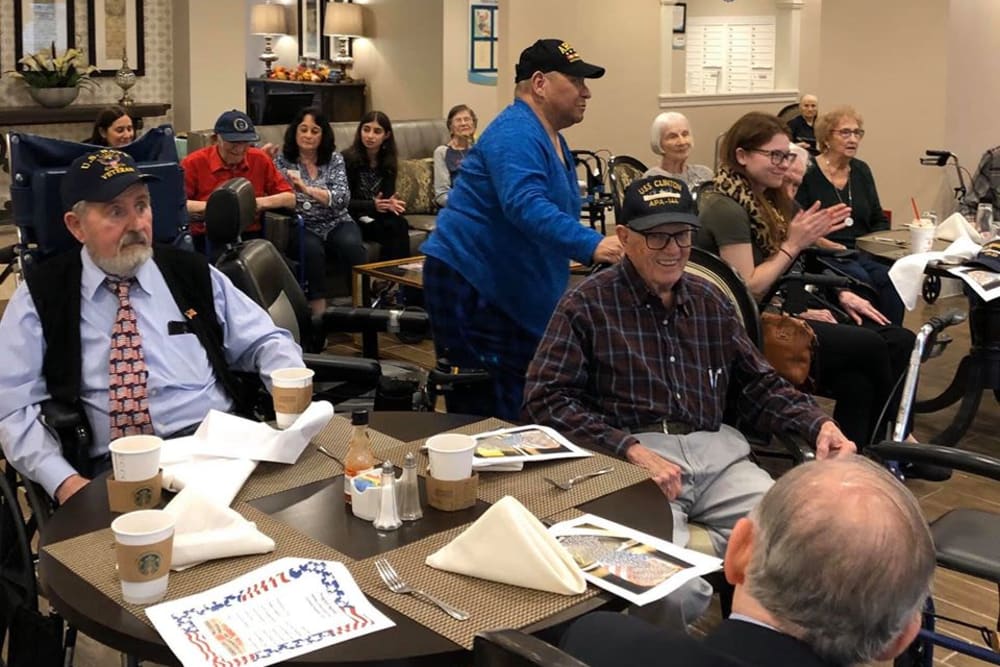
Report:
398,452,423,521
373,460,402,531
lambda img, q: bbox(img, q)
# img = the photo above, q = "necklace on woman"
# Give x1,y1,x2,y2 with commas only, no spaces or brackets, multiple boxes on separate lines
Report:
825,158,854,227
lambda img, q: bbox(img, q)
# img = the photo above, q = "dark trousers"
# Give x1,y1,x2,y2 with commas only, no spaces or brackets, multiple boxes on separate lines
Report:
298,222,367,299
423,256,540,420
807,318,915,447
360,213,411,261
827,252,905,325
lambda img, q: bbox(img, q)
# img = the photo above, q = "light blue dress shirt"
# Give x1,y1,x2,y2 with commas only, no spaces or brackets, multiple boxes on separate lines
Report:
0,248,303,497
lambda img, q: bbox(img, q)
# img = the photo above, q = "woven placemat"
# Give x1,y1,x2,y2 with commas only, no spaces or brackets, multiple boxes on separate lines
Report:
404,421,649,518
352,526,601,650
235,416,407,502
43,503,353,628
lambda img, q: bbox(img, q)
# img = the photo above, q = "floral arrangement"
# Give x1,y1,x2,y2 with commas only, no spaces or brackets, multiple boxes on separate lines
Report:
7,42,98,89
269,64,333,82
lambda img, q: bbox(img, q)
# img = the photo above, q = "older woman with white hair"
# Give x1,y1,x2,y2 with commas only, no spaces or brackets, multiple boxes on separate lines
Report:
644,111,713,189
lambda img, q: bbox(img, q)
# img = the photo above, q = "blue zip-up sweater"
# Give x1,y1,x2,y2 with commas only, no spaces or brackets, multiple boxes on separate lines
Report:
421,99,603,337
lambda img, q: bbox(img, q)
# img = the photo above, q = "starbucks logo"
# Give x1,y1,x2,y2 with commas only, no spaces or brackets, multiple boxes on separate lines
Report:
133,486,153,507
137,552,162,576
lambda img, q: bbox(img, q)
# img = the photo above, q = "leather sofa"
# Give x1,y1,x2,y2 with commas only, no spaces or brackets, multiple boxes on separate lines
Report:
186,118,450,254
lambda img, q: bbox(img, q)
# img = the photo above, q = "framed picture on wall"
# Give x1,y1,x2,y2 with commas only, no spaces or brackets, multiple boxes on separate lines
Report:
298,0,331,60
86,0,145,75
673,2,687,33
14,0,76,66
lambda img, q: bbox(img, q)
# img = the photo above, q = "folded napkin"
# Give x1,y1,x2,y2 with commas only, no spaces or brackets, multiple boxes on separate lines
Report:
164,487,275,570
159,444,257,507
425,495,586,595
889,236,981,310
936,212,984,243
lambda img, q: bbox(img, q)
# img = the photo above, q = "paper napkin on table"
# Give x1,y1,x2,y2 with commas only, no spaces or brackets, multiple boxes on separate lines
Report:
936,212,984,243
164,487,275,570
159,445,257,508
889,235,981,310
425,495,586,595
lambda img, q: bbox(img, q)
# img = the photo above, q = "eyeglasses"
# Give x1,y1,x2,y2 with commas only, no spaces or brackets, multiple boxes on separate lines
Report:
747,149,798,166
636,229,693,250
834,128,866,139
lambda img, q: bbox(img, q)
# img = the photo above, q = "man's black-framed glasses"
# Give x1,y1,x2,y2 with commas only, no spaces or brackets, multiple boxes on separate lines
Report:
747,148,798,166
636,228,693,250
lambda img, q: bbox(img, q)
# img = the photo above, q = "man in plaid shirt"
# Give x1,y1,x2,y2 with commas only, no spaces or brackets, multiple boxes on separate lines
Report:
524,176,855,558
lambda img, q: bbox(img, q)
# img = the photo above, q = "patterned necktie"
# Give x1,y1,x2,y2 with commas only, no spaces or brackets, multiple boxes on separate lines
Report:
107,278,154,440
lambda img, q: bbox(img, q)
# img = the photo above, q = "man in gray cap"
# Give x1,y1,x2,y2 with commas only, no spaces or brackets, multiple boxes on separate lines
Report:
526,175,854,557
0,148,302,503
421,39,624,421
182,109,294,244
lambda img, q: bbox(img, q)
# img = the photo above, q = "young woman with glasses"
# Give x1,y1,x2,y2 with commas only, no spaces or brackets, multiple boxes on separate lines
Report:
795,105,904,324
696,111,917,454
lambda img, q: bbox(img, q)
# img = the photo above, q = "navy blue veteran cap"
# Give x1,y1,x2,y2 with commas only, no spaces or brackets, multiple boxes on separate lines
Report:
61,149,159,210
966,238,1000,273
514,39,605,82
621,176,700,231
214,109,259,142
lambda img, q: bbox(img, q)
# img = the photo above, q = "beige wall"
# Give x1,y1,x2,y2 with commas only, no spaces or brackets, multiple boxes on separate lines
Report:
175,0,248,132
946,0,1000,203
441,0,503,131
817,0,949,221
350,0,444,119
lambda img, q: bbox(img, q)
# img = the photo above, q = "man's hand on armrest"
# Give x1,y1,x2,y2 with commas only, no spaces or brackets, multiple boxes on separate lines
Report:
813,421,856,460
625,441,683,501
54,473,90,505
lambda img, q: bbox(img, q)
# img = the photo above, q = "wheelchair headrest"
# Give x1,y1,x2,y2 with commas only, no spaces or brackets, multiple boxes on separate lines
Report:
204,177,257,246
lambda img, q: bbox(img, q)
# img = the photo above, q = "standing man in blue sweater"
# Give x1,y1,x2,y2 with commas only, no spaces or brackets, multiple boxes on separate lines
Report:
421,39,623,420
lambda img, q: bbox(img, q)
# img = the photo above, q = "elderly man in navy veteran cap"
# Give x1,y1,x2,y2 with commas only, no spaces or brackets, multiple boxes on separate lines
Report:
525,175,854,571
0,148,303,504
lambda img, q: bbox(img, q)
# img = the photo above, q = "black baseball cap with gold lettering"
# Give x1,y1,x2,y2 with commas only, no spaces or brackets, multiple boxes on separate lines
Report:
514,39,605,82
621,176,700,231
61,148,159,210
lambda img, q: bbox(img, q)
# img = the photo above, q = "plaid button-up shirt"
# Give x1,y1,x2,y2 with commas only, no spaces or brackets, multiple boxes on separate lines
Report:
523,259,830,457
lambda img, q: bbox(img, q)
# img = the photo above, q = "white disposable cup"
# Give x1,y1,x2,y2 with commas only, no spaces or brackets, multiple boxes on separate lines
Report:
426,433,476,481
271,367,315,429
111,510,175,605
109,435,162,482
908,222,935,254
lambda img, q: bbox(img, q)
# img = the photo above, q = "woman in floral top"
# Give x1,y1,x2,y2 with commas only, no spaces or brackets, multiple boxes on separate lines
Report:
275,107,366,315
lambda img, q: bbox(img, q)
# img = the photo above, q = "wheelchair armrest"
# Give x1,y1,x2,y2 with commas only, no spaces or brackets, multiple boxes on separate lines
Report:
801,246,858,260
316,307,431,337
303,353,382,387
867,441,1000,481
474,630,588,667
39,399,88,431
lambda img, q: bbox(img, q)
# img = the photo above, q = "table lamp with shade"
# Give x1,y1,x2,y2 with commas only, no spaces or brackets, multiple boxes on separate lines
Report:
324,2,367,82
251,2,289,78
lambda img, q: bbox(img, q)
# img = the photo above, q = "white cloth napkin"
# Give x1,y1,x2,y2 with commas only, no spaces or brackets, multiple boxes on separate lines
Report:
936,212,983,243
160,401,335,506
164,488,275,570
889,235,981,310
425,495,586,595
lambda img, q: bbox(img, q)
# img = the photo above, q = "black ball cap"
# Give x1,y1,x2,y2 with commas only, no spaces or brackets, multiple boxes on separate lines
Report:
621,176,701,231
61,148,159,211
514,39,605,82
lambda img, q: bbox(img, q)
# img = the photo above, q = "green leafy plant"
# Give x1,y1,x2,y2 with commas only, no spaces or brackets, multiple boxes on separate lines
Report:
6,42,98,89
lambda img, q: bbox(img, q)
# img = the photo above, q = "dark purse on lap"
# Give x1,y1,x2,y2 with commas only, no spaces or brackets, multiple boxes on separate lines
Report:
760,312,817,388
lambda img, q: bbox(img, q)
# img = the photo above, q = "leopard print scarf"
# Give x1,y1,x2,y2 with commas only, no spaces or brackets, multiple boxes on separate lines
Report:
713,166,788,255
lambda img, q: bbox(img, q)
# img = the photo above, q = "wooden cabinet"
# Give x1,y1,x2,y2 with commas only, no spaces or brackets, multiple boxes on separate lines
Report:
245,78,366,125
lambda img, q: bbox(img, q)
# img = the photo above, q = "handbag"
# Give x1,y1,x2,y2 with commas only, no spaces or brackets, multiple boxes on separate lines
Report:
760,312,817,388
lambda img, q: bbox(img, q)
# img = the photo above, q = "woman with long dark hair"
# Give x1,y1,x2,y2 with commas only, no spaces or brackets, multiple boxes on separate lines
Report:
275,106,366,314
86,105,135,147
697,111,917,454
340,111,411,260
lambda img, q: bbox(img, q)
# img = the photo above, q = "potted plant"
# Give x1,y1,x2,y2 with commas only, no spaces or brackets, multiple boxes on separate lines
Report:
6,42,98,108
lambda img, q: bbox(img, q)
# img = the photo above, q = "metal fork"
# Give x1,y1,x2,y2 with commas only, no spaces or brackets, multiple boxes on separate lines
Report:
374,559,470,621
543,465,615,491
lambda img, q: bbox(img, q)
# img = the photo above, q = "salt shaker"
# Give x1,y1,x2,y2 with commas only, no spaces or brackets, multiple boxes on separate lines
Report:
398,452,423,521
373,460,402,531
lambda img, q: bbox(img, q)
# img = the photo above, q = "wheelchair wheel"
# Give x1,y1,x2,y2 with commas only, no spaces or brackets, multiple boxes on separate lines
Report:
922,275,941,304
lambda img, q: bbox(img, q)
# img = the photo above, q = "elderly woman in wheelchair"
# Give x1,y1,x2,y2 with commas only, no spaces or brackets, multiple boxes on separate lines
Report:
697,112,919,460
